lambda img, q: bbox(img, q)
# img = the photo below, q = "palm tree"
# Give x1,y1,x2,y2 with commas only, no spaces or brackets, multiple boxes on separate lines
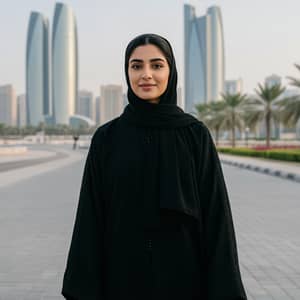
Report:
220,93,247,148
195,102,226,146
280,63,300,127
243,83,285,148
195,103,210,123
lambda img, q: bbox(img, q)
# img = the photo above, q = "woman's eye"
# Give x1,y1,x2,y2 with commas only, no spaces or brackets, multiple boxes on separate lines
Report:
153,64,163,69
131,65,141,70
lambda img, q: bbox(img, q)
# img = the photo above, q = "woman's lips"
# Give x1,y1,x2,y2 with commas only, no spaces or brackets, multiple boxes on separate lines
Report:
139,84,156,91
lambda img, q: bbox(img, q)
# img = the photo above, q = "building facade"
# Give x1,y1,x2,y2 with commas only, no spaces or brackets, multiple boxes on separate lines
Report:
0,85,17,126
77,90,94,121
26,11,50,126
52,2,78,125
224,78,243,95
17,94,27,127
100,85,123,125
265,74,282,88
184,4,225,113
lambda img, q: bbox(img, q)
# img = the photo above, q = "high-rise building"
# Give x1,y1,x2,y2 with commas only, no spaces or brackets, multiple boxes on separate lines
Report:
52,2,78,125
177,87,184,109
0,85,17,126
225,78,243,95
265,74,282,88
123,93,129,108
100,85,123,125
26,11,50,126
207,6,225,101
184,4,225,113
95,96,101,124
17,94,27,127
77,90,94,121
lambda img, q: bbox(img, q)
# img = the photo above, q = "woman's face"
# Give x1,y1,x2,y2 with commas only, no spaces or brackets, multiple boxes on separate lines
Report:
128,44,170,104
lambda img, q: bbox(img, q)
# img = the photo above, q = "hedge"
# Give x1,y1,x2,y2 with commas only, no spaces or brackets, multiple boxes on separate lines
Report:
217,147,300,162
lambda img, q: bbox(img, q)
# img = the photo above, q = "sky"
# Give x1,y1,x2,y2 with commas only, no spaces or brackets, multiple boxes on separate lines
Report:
1,0,300,97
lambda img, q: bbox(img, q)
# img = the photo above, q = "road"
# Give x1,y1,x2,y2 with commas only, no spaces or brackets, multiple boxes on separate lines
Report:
0,149,299,299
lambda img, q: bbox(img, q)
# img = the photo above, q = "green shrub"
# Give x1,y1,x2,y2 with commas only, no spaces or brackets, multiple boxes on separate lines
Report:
217,147,300,162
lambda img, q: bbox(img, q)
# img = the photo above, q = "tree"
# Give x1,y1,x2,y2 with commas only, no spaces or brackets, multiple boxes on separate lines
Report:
243,83,285,148
220,93,247,148
279,63,300,128
195,102,225,146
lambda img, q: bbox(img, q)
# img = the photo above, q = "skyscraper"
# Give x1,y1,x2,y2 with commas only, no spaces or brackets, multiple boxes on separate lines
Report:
52,2,78,125
265,74,282,88
77,90,94,121
95,96,101,124
225,78,243,95
17,94,27,127
26,11,50,126
207,6,225,102
0,84,17,126
184,4,225,113
100,85,123,125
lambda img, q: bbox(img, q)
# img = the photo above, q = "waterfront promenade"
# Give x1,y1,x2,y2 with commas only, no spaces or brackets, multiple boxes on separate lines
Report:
0,145,299,299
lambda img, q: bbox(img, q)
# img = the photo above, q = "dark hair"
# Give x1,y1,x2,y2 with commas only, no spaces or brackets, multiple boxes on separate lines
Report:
124,33,178,105
125,33,173,70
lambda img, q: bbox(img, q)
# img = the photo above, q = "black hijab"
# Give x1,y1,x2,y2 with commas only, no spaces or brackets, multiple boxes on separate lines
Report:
121,33,198,128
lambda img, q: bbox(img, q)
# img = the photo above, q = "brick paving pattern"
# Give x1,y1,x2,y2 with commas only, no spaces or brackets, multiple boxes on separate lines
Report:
0,148,299,299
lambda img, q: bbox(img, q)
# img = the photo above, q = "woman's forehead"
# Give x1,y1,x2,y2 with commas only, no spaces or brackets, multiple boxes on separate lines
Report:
129,44,166,61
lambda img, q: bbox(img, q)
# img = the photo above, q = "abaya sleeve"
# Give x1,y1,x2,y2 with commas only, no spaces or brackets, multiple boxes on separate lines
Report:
62,130,105,300
198,124,247,300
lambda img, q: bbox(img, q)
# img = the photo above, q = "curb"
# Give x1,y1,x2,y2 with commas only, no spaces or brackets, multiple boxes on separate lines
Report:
220,159,300,184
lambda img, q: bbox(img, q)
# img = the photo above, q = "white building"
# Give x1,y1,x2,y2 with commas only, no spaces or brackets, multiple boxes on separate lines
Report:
184,4,225,113
17,94,27,127
77,90,94,121
225,78,243,95
95,96,101,124
26,11,50,126
265,74,282,88
52,2,78,125
100,85,123,125
177,87,184,109
0,84,17,126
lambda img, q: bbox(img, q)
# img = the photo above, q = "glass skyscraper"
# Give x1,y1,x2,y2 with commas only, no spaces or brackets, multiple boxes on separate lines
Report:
26,12,50,126
52,2,78,125
184,5,225,114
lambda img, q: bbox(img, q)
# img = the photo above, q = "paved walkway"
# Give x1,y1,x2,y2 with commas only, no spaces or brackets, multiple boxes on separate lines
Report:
219,153,300,183
0,146,83,188
0,148,299,299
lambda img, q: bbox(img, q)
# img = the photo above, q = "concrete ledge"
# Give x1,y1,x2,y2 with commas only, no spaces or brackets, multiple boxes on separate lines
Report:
0,146,28,155
221,158,300,183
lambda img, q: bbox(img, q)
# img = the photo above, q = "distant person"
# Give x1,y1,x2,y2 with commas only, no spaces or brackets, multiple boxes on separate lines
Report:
72,135,79,150
62,33,247,300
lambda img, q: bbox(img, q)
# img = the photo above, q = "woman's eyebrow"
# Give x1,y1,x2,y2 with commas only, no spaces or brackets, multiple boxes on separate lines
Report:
129,58,166,64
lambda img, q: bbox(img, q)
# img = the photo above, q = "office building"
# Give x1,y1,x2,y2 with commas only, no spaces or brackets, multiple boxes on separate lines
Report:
26,11,50,126
100,85,123,124
225,78,243,95
17,94,27,127
184,4,225,113
52,2,78,125
0,84,17,126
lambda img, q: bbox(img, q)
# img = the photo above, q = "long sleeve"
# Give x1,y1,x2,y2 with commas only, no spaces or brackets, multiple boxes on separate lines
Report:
62,133,106,299
198,125,247,300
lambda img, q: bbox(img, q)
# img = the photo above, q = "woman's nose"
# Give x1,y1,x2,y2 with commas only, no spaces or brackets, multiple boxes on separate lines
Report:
141,67,152,79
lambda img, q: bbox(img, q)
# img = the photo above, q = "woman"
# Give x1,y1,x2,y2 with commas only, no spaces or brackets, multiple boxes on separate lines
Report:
62,33,247,300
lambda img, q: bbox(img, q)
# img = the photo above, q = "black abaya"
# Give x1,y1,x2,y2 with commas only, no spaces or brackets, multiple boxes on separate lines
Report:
62,116,247,300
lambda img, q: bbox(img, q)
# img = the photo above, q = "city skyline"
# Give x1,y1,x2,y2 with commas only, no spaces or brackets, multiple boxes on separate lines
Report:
1,0,300,98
